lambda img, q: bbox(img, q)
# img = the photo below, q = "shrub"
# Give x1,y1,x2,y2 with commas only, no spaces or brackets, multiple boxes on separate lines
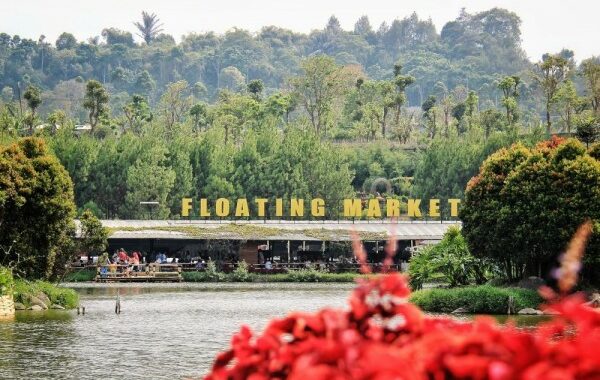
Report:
288,268,324,282
181,271,212,282
409,285,542,314
0,266,14,296
230,261,254,282
408,227,496,289
205,259,226,281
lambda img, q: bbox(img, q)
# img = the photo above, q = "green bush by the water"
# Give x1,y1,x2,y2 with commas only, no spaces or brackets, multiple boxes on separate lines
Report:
64,269,96,282
0,266,14,296
182,269,362,283
13,280,79,309
409,285,542,314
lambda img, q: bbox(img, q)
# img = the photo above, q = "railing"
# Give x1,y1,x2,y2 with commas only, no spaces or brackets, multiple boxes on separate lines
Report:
95,263,182,282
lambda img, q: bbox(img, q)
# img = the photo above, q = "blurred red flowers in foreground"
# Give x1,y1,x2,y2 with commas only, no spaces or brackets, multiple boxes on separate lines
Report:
206,223,600,380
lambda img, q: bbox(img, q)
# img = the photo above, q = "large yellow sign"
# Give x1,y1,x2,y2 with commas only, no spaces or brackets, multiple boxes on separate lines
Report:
181,198,461,218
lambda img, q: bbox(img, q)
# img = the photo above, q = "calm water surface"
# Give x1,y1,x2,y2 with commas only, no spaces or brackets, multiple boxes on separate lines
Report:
0,283,353,380
0,283,548,380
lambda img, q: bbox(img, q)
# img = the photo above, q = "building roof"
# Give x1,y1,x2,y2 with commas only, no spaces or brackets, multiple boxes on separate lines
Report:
90,219,460,242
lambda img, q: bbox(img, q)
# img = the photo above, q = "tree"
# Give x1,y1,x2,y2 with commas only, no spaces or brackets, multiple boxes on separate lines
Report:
159,80,192,132
23,85,41,133
134,11,164,45
189,102,208,132
533,54,571,135
461,137,600,281
123,94,152,134
83,80,109,131
291,55,354,136
580,58,600,114
55,32,77,50
0,138,76,279
497,75,520,125
553,80,582,133
220,66,245,91
422,95,438,138
78,209,107,256
354,16,373,35
576,116,599,147
124,147,176,219
247,79,264,99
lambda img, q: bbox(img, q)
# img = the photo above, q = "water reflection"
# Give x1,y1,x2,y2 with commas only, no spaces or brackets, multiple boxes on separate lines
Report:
0,283,352,380
0,283,549,380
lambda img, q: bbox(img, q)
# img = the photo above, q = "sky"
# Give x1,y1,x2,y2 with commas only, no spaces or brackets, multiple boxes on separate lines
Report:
1,0,599,61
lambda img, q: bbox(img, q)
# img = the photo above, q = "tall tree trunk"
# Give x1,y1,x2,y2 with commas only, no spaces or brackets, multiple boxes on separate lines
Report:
546,102,551,135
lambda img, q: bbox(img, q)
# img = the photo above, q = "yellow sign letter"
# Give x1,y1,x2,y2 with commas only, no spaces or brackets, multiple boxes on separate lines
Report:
181,198,193,217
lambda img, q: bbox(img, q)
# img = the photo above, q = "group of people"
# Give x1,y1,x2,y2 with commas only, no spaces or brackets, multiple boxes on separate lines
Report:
111,249,143,265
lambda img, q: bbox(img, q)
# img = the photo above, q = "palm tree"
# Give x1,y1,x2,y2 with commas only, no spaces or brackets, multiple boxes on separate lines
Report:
134,11,163,45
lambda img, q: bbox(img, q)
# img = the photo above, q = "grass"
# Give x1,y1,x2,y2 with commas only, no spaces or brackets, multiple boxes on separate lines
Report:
107,224,388,241
409,285,543,314
182,269,365,283
13,280,79,309
63,269,96,282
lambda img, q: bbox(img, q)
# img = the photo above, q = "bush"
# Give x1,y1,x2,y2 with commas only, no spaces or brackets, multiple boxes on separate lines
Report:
205,260,226,281
408,227,496,289
409,285,542,314
13,280,79,309
230,261,254,282
181,268,363,283
181,271,212,282
0,266,14,296
64,269,96,282
288,268,324,282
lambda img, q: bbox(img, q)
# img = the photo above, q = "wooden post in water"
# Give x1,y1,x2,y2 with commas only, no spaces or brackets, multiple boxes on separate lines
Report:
115,290,121,315
507,296,515,315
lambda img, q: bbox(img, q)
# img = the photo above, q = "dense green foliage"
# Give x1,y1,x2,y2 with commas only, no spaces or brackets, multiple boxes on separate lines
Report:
0,9,534,114
408,226,494,289
0,8,597,298
0,8,598,220
410,285,542,314
0,137,76,279
461,138,600,281
77,209,108,255
13,280,79,309
0,266,13,296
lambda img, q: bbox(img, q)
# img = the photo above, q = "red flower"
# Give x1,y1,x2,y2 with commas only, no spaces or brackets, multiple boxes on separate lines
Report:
205,272,600,380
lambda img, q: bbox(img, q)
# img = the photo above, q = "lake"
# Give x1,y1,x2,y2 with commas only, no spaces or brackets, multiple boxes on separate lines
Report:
0,283,353,380
0,282,548,380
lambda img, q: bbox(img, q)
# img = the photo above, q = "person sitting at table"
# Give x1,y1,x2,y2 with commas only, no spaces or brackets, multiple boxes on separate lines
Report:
118,249,129,264
130,251,140,271
155,252,167,264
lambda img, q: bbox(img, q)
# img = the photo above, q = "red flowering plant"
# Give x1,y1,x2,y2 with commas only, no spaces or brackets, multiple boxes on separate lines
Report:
206,222,600,380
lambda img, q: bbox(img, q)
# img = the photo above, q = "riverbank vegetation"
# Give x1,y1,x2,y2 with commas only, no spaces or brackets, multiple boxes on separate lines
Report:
0,266,13,297
13,280,79,309
409,285,542,314
181,261,363,283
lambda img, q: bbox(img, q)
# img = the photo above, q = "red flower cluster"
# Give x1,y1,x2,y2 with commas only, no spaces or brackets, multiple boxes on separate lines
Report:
205,273,600,380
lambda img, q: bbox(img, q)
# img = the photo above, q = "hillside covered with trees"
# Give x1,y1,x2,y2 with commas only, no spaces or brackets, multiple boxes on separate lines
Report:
0,7,599,219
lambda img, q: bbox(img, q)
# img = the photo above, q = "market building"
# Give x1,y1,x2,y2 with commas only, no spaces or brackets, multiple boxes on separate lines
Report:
95,219,459,265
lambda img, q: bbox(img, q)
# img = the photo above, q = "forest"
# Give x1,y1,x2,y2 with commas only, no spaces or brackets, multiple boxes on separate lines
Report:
0,7,599,219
